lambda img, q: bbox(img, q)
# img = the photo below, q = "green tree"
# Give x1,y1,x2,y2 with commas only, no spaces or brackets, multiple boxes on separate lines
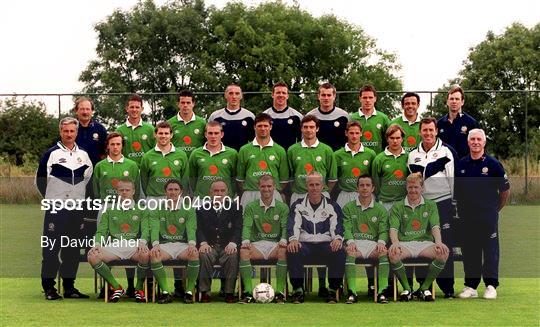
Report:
427,23,540,159
0,98,59,165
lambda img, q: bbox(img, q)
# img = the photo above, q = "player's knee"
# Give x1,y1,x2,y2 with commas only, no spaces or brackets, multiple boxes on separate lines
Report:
437,252,449,262
239,249,251,260
188,250,199,261
277,248,286,260
346,248,356,257
388,252,399,263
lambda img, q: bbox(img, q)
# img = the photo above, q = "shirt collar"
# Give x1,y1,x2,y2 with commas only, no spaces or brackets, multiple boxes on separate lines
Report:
301,139,320,148
404,196,425,209
357,108,378,118
259,197,276,211
126,119,143,128
401,113,421,124
106,155,125,163
419,138,441,154
177,112,196,123
252,138,274,148
154,144,176,154
57,141,79,152
383,147,406,157
356,195,375,211
203,142,226,156
345,143,365,155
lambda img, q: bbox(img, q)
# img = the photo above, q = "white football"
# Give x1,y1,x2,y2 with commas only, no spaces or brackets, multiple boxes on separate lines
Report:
253,283,275,303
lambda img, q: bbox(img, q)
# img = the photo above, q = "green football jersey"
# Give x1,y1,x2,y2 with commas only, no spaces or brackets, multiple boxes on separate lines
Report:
95,205,149,243
371,148,409,202
390,115,421,153
237,139,289,191
188,144,238,197
335,144,377,192
389,196,440,242
116,120,155,166
349,109,390,154
92,156,141,200
140,145,189,197
287,140,337,194
168,113,206,158
149,203,197,245
242,198,289,243
342,197,389,243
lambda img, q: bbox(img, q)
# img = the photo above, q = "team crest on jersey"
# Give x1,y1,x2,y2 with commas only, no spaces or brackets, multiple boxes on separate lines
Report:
461,126,468,133
315,156,322,162
287,119,293,125
174,130,180,134
152,161,157,165
250,154,256,159
241,120,247,126
273,215,279,221
296,156,301,161
174,160,180,166
440,128,445,133
384,164,390,169
77,157,82,163
179,217,185,224
132,215,139,221
194,129,200,135
112,216,118,221
423,212,428,218
102,171,108,176
222,159,228,165
269,155,275,161
482,167,489,175
376,123,382,129
342,161,348,166
123,171,129,176
199,158,205,162
404,214,408,219
142,134,148,140
334,121,340,127
160,217,166,222
93,133,99,140
363,160,369,166
371,216,378,222
124,136,128,140
461,170,465,173
320,210,328,218
48,223,55,232
432,153,438,158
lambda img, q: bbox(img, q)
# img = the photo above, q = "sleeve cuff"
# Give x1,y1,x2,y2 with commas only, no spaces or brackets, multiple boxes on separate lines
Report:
200,241,208,246
346,239,355,246
242,240,250,245
152,241,159,246
288,236,298,242
377,240,386,245
188,240,196,246
227,242,237,248
139,239,147,245
279,238,287,244
333,236,343,241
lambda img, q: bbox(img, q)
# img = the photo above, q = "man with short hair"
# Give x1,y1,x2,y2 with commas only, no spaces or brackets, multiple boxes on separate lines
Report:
148,179,200,304
140,121,189,198
456,129,510,300
196,180,242,303
208,84,255,151
73,96,107,166
342,175,390,304
437,85,479,159
239,175,289,303
87,179,150,303
335,121,377,208
306,82,349,151
263,82,303,150
390,92,422,153
237,113,289,208
168,89,207,158
287,172,345,304
116,94,155,166
188,121,238,197
36,117,93,300
350,85,391,154
389,173,449,302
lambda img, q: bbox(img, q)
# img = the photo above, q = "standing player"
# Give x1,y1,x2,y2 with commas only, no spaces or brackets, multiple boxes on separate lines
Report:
372,125,409,211
116,94,155,166
73,96,107,166
350,85,391,154
335,121,377,208
87,179,150,302
237,113,289,208
306,82,349,151
148,179,200,304
208,84,255,151
342,175,389,304
188,121,238,197
456,129,510,299
36,117,93,300
390,92,422,153
389,173,449,302
140,121,189,198
263,82,303,150
168,89,206,158
408,117,457,298
437,85,479,159
239,175,289,303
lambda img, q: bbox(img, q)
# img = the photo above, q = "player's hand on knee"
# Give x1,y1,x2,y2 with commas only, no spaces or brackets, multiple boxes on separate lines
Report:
389,244,401,257
224,242,237,255
287,240,300,253
241,241,251,249
435,242,449,256
376,243,387,255
199,243,211,254
330,239,343,252
187,244,197,257
278,239,287,248
150,244,160,257
346,242,357,254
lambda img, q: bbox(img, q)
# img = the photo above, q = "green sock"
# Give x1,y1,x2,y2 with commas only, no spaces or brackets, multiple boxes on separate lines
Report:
186,260,200,291
420,260,446,291
135,263,148,291
345,256,357,294
377,255,389,294
93,262,119,289
239,259,253,294
151,262,170,293
392,261,411,291
276,260,287,294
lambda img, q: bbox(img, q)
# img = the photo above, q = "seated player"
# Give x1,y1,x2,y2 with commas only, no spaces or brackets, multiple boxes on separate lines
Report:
148,179,200,304
388,173,449,301
239,175,289,304
342,175,390,304
87,179,149,302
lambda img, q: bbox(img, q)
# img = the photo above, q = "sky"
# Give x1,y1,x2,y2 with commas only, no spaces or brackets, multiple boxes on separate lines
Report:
0,0,538,114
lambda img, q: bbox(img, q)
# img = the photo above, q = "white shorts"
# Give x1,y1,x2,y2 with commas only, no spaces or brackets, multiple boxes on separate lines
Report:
240,190,283,211
101,241,140,260
401,241,434,259
251,240,278,260
160,242,189,260
353,240,378,259
337,191,358,208
290,191,330,205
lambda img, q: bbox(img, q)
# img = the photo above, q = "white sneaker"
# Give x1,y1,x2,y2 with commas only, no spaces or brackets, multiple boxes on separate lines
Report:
483,285,497,299
458,286,478,299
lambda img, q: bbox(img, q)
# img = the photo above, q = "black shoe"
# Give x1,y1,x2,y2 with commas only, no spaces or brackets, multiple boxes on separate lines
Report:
399,290,412,302
382,287,392,298
157,292,173,304
63,288,89,299
238,293,254,304
174,288,185,299
45,288,62,300
412,289,423,300
97,287,105,299
318,287,329,298
326,290,337,304
184,291,194,304
225,293,235,304
125,287,136,298
444,292,455,299
419,289,434,302
367,285,375,298
345,292,358,304
291,291,304,304
377,294,388,304
275,292,286,304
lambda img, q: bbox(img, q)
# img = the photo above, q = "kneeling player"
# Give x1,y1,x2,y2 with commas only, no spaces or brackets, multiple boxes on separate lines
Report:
389,173,449,301
149,179,200,304
342,175,390,304
239,175,289,303
87,179,149,302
